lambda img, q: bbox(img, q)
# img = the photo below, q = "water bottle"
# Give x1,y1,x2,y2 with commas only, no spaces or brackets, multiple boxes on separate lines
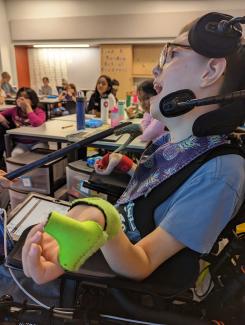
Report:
118,100,125,121
111,106,120,127
76,91,85,130
101,96,109,124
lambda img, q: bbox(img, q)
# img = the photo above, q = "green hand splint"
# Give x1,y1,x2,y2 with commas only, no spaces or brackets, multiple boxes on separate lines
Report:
44,211,108,272
71,197,121,240
44,198,121,272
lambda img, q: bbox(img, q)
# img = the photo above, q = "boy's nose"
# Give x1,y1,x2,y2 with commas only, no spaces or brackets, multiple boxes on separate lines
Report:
152,65,161,78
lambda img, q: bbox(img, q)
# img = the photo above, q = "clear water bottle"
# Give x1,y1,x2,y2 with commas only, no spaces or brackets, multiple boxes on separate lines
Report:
76,91,85,130
111,106,120,127
101,96,109,124
118,100,126,121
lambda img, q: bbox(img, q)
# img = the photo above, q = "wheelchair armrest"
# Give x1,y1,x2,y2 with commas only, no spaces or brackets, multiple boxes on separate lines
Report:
7,227,200,299
84,170,131,198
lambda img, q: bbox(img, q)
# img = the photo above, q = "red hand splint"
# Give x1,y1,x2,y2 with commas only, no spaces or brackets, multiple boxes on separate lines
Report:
96,153,133,173
96,153,110,169
116,155,133,173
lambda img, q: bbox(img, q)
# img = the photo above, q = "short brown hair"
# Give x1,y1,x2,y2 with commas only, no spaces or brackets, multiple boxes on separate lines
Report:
179,19,245,94
1,72,10,79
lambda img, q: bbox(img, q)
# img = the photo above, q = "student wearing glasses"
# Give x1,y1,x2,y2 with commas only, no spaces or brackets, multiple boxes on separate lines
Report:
0,87,46,159
22,12,244,285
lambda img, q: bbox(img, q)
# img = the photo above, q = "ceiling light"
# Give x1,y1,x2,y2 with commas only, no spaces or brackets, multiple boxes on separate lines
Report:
33,44,90,48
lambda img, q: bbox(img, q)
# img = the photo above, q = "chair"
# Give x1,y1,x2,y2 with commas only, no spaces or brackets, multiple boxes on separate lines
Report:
5,207,245,324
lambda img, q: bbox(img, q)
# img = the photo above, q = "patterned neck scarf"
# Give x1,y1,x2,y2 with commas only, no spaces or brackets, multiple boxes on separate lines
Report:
117,134,227,205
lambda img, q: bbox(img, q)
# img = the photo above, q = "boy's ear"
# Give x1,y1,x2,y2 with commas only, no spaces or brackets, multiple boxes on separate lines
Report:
200,58,226,88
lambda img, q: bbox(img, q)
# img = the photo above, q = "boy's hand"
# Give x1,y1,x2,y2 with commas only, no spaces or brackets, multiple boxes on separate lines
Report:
22,224,64,284
16,97,33,113
94,153,123,175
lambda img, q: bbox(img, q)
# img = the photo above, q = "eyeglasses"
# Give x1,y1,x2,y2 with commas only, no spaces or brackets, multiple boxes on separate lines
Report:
154,42,192,75
159,42,192,68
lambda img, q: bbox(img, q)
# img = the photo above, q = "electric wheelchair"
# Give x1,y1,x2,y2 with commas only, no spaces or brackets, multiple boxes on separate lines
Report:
1,131,244,325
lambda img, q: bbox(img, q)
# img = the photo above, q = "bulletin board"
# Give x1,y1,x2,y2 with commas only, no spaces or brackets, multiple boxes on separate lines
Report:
133,45,163,77
100,45,133,100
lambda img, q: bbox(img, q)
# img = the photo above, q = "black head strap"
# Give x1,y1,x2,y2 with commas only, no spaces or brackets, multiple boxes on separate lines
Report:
188,12,242,58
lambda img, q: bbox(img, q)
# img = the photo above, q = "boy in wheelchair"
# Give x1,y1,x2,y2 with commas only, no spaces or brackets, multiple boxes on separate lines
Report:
20,12,245,324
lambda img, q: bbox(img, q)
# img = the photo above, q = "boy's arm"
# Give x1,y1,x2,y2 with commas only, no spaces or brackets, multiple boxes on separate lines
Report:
22,204,184,284
69,204,184,280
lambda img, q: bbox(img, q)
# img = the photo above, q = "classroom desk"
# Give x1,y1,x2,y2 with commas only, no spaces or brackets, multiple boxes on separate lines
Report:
4,97,16,105
52,114,95,122
39,97,61,120
4,119,112,159
4,118,145,159
0,104,16,111
92,133,145,153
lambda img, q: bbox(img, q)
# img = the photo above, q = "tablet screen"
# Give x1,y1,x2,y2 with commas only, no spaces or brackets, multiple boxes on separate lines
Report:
7,196,70,241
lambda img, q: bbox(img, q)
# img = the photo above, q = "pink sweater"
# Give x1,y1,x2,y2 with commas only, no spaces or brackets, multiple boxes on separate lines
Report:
0,106,46,127
140,112,166,142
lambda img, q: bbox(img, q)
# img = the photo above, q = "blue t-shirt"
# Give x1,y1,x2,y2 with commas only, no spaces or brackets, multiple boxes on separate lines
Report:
154,154,245,254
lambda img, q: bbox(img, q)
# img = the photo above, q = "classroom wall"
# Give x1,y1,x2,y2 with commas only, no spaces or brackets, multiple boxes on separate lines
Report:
0,0,16,84
6,0,245,42
15,47,30,88
5,0,245,20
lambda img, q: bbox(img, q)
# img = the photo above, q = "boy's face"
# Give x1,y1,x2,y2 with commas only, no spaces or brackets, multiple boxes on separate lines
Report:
150,32,209,121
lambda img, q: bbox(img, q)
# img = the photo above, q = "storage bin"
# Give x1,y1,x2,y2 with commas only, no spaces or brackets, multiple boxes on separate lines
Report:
66,160,93,198
6,148,67,195
9,189,28,210
66,160,107,200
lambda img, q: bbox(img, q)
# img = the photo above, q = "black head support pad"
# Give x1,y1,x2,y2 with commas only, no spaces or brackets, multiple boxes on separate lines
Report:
188,12,242,58
189,12,245,135
159,12,245,136
159,89,196,117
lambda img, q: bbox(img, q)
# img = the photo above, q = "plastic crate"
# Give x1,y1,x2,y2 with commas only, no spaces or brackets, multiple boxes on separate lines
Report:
9,189,28,210
6,148,67,195
66,160,93,198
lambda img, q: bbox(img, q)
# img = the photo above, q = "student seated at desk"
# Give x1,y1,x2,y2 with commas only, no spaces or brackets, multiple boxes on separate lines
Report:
111,79,120,102
0,87,46,159
137,79,167,143
39,77,52,96
57,83,77,115
0,72,17,98
87,75,116,117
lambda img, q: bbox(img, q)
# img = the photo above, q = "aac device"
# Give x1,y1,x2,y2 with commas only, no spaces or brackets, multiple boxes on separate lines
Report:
7,193,70,241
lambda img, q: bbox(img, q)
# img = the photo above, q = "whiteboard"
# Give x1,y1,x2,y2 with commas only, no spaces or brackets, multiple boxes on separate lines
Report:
66,47,100,90
28,47,100,93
